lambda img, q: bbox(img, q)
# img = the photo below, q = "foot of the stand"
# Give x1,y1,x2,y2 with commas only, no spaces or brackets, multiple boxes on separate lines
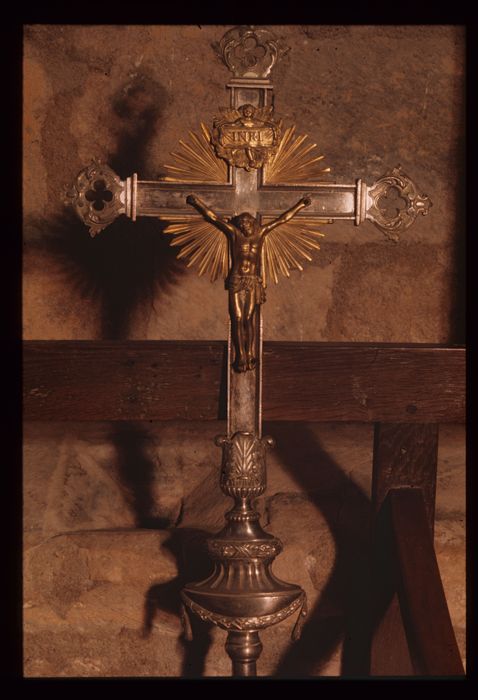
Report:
225,630,263,677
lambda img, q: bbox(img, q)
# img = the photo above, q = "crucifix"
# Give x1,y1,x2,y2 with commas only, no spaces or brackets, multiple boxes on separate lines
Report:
66,25,431,677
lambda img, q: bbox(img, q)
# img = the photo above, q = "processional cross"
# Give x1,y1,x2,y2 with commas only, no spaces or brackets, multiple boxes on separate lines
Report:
66,25,431,677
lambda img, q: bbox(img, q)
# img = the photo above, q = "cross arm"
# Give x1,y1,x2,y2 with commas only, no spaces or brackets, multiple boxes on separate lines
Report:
65,160,431,241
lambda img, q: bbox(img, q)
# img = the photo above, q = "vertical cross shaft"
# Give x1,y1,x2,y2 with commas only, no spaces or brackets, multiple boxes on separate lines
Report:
180,77,306,678
228,169,262,437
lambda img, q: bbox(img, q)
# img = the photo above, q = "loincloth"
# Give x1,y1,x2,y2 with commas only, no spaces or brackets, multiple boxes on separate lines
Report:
226,274,266,304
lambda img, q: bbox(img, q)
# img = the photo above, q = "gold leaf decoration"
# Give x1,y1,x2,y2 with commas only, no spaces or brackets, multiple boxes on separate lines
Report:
263,126,330,184
160,216,230,282
161,215,326,286
162,123,228,184
261,217,326,286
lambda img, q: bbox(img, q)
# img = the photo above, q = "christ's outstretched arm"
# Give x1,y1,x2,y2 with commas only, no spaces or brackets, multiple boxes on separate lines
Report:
261,197,311,235
186,195,235,238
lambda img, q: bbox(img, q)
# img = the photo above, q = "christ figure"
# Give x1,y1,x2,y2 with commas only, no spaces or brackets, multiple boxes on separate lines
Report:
186,194,311,372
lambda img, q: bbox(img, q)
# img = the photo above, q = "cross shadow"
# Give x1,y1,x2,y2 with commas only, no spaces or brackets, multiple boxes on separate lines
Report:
25,210,184,339
110,422,171,529
24,72,184,340
265,422,373,677
109,421,216,677
142,528,216,678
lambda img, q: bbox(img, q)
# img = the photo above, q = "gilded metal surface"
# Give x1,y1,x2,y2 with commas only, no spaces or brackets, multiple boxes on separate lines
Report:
162,123,228,184
366,165,432,240
215,25,287,79
185,194,311,372
65,160,126,236
212,104,281,171
181,592,305,632
263,125,331,184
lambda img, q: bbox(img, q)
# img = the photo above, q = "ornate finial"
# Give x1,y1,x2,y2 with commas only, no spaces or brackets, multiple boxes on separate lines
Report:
366,165,432,241
64,160,128,236
215,25,288,79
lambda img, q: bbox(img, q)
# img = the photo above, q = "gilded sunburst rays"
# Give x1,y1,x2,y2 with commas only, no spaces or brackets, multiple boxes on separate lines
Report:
161,214,326,287
264,126,330,184
162,123,228,184
160,216,230,282
160,120,329,284
261,217,326,286
162,122,328,186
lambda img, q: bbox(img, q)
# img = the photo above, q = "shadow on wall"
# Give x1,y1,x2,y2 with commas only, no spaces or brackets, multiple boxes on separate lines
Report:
113,420,374,677
25,74,184,339
110,422,171,529
109,421,215,677
143,530,216,678
267,423,372,677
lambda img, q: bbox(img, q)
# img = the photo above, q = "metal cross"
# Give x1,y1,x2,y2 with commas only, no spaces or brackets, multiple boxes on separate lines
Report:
66,25,431,678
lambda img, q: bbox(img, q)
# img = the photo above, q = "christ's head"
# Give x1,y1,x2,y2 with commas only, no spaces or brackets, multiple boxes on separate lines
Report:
231,212,257,236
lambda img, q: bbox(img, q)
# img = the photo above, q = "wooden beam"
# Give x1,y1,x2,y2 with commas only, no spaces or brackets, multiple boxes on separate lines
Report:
23,341,465,423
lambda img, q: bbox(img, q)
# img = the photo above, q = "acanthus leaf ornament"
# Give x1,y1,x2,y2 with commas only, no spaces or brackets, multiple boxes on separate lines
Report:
216,431,274,496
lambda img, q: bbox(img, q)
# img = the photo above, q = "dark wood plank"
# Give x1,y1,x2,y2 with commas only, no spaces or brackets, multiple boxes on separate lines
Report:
372,423,439,531
23,341,465,422
23,341,227,422
389,488,464,676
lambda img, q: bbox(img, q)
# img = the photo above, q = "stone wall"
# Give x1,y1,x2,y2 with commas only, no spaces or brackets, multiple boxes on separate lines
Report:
23,25,465,676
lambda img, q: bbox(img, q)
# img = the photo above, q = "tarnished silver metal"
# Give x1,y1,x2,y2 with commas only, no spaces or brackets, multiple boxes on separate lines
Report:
64,159,132,236
214,25,288,79
225,631,263,677
181,594,306,632
65,24,432,678
216,432,273,495
182,423,306,672
364,165,432,241
68,163,431,241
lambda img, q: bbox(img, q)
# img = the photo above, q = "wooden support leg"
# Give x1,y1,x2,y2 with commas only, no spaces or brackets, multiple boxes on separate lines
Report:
369,423,438,676
372,423,438,531
387,488,464,675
